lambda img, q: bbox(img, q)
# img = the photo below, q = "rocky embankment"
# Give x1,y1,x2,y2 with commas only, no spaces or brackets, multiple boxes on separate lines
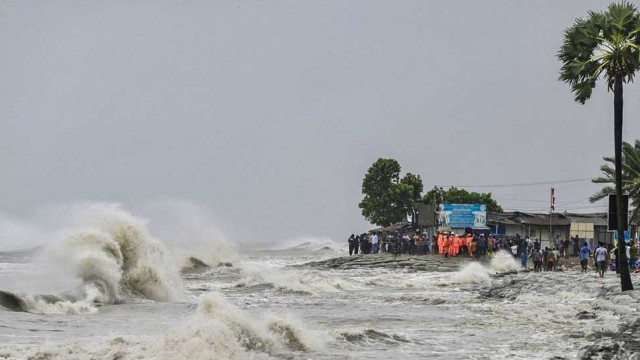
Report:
482,271,640,359
295,253,488,272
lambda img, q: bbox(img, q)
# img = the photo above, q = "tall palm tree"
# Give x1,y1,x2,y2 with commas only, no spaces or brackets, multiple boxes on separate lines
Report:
558,2,640,291
591,140,640,224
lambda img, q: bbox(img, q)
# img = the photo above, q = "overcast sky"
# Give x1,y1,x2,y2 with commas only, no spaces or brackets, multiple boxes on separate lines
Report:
2,0,638,245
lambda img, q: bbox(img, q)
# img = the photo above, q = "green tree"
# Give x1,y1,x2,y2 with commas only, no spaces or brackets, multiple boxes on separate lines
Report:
558,2,640,291
400,173,424,224
590,139,640,222
359,159,423,227
422,186,503,212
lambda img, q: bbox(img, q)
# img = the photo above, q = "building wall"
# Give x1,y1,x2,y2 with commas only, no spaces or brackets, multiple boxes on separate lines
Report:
493,223,569,249
570,222,595,239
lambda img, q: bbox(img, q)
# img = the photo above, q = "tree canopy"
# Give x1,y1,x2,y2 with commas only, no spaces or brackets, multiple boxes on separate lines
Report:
591,139,640,222
558,2,640,104
358,158,423,227
422,186,503,212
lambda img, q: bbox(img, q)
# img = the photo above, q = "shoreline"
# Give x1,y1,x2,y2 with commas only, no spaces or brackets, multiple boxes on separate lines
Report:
297,252,640,359
294,253,490,272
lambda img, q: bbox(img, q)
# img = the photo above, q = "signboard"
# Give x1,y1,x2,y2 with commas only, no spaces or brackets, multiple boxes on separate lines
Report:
608,194,629,231
613,230,631,242
438,204,487,229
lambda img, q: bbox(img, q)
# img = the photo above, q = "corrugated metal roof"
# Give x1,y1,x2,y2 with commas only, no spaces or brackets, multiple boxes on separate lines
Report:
487,212,570,226
563,213,608,227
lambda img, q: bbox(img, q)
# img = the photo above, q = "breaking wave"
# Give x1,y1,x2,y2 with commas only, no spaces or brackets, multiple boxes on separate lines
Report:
158,293,321,359
489,251,521,273
0,204,183,314
450,251,520,284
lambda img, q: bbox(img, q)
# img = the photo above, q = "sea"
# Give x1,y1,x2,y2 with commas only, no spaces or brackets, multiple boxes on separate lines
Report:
0,204,624,359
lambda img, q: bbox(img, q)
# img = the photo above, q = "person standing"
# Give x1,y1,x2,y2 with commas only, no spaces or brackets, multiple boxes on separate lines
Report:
579,242,591,273
595,243,609,278
547,248,557,271
360,234,368,254
542,247,549,272
520,251,528,270
533,250,543,272
470,237,478,260
487,235,494,253
371,232,379,254
630,241,638,270
348,234,356,256
354,234,360,255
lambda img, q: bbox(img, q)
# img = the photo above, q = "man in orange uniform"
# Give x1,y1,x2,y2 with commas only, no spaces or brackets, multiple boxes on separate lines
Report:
445,234,454,257
451,235,459,257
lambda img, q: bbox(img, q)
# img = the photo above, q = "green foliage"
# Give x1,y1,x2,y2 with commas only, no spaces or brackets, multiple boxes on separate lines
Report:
422,186,503,212
591,139,640,222
558,2,640,104
359,159,424,227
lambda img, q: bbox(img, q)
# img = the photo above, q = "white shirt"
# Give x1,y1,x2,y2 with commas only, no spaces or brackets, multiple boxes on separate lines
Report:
596,247,608,262
371,234,378,245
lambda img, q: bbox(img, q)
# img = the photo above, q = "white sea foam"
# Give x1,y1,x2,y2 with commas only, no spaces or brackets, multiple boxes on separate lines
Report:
0,204,184,314
156,293,322,359
489,251,521,273
238,264,359,293
450,262,491,284
449,251,520,284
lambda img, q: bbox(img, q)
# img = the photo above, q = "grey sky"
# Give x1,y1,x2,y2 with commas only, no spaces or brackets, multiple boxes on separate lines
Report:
1,0,638,244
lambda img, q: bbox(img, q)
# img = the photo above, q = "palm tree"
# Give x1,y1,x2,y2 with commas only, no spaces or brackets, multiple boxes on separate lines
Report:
591,140,640,224
558,2,640,291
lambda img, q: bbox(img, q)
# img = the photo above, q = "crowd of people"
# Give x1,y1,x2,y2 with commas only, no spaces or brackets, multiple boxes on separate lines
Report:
347,231,537,258
347,231,640,276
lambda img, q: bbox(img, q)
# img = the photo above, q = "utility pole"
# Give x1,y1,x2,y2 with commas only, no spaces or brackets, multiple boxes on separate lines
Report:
550,188,555,246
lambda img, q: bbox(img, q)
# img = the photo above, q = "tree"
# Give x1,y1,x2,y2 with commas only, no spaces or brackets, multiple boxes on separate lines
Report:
558,2,640,291
590,139,640,223
400,173,424,224
422,186,503,212
359,159,423,227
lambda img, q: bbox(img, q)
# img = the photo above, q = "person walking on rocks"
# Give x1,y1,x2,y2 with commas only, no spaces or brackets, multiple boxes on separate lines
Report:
595,243,608,278
580,242,591,273
354,234,360,255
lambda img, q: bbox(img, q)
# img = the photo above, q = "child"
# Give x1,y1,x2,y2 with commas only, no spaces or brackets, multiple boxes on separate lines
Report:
521,251,528,270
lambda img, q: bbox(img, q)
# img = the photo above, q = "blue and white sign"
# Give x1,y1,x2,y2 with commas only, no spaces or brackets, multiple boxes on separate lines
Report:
438,204,487,229
613,230,631,242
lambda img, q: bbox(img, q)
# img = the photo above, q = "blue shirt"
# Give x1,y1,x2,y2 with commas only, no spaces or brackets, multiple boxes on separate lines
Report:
580,246,591,261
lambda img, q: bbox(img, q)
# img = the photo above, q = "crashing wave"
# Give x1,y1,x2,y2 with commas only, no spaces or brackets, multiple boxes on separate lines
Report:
158,294,320,359
450,251,520,284
0,206,183,314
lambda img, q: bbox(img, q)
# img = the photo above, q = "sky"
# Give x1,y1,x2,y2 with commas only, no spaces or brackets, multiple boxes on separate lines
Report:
2,0,639,245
